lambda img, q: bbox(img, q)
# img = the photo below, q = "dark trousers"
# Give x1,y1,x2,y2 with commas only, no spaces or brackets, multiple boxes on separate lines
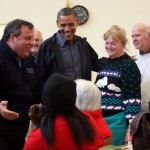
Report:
0,121,29,150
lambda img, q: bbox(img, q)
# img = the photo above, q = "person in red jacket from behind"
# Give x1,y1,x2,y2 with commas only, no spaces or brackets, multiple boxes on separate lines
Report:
75,79,112,145
23,74,105,150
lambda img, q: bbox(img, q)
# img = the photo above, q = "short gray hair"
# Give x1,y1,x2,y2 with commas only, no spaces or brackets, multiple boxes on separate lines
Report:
75,79,101,111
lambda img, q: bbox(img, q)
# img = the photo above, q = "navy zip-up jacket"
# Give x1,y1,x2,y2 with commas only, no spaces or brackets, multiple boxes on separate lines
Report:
0,39,37,125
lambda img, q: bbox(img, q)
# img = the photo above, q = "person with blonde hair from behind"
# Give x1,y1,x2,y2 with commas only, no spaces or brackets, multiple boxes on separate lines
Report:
75,79,112,146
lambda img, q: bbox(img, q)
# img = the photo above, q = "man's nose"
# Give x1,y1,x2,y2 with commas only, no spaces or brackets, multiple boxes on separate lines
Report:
30,39,35,46
132,36,137,41
64,25,71,31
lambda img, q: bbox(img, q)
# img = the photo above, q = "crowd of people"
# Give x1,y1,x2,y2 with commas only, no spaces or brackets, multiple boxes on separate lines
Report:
0,6,150,150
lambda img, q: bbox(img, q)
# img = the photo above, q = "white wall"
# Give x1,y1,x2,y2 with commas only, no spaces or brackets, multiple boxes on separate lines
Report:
0,0,150,79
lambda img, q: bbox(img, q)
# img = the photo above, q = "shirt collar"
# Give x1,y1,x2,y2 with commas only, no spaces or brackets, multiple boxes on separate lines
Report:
56,31,77,47
139,49,150,55
56,32,66,47
108,52,128,63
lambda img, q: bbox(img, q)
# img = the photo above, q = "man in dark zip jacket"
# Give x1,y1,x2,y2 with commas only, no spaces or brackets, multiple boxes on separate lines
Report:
36,7,99,99
0,19,38,150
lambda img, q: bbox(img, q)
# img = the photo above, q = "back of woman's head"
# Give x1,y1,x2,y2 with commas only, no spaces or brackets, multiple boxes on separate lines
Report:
41,74,95,147
42,73,76,114
75,79,101,111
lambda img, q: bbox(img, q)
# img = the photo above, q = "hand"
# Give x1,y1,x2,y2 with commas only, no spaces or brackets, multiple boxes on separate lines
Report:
124,126,130,144
29,103,46,129
131,55,137,61
0,101,19,120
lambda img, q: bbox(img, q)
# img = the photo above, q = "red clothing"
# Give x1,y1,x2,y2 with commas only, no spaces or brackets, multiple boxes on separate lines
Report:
23,113,104,150
84,109,112,139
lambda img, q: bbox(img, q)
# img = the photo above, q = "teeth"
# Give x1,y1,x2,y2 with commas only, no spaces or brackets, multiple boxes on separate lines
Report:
65,32,71,36
66,34,71,36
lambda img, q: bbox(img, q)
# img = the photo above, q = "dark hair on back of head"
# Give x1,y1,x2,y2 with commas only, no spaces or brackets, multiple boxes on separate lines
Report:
41,73,95,148
2,19,34,41
41,108,95,148
67,108,95,147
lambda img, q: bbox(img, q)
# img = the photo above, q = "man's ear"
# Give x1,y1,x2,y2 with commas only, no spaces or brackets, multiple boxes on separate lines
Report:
56,20,59,28
148,32,150,38
9,33,15,42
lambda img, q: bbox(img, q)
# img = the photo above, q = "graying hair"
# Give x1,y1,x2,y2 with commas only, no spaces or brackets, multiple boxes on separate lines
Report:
2,19,34,41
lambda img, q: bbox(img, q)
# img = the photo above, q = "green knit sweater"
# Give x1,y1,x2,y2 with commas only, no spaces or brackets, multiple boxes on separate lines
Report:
95,53,141,123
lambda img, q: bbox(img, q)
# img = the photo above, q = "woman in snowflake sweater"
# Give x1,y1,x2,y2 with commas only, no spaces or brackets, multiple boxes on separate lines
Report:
95,25,141,146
